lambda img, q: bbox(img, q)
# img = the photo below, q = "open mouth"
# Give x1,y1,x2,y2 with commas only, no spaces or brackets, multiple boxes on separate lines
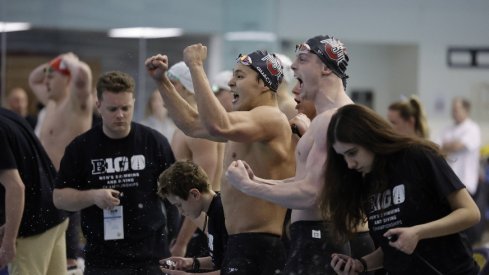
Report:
297,77,304,89
232,92,239,104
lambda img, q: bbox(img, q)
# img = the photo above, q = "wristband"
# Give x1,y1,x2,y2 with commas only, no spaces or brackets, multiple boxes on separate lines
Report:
291,124,302,137
192,256,200,272
358,257,368,274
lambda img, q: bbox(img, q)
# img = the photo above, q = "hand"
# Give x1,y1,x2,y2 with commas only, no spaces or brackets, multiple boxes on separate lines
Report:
53,52,79,73
145,54,170,82
240,160,254,179
159,256,192,270
61,52,79,64
92,189,120,210
331,253,362,275
183,44,207,67
225,160,255,191
289,113,311,136
384,227,420,255
0,242,16,269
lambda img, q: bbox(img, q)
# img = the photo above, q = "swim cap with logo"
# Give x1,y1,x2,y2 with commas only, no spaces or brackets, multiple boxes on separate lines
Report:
236,50,283,92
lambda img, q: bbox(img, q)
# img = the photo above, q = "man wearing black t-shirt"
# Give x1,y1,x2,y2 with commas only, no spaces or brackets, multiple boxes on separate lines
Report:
0,107,68,274
53,71,176,274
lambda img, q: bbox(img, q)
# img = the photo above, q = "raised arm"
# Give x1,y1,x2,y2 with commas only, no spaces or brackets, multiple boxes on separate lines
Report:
0,169,25,267
183,44,230,136
61,53,93,112
28,53,93,109
145,54,221,141
28,62,49,105
183,44,287,143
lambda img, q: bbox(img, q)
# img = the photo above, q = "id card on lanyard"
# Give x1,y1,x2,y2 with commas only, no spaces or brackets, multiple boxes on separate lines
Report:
103,205,124,240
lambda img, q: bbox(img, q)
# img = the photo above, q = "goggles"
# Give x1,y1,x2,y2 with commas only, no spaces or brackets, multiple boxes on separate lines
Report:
295,43,312,54
43,66,55,75
236,54,253,66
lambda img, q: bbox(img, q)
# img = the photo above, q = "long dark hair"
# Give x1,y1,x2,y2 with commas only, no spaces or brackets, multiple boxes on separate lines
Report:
320,104,439,241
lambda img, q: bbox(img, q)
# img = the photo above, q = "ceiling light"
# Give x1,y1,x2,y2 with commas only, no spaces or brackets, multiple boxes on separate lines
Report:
0,22,31,33
225,31,277,42
108,27,183,39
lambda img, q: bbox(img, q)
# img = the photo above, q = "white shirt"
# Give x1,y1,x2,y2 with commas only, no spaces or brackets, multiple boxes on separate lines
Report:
140,116,176,144
441,118,481,195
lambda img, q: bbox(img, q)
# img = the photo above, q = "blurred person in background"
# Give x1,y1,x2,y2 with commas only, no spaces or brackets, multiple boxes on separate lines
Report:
5,87,37,129
440,97,481,197
140,89,176,143
29,52,94,274
440,97,482,245
275,53,298,120
211,70,233,112
387,95,429,139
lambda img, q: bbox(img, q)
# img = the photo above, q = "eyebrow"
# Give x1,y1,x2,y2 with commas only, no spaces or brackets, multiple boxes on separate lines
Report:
297,52,311,58
343,147,357,155
107,103,132,107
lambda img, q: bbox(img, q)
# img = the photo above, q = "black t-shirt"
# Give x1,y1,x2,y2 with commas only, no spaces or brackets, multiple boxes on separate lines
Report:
56,122,175,267
0,108,67,237
207,193,228,269
365,147,478,275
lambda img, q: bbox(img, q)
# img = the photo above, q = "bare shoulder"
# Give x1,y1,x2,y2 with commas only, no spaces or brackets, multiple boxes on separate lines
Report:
252,105,284,114
251,106,288,122
308,109,340,146
310,109,337,128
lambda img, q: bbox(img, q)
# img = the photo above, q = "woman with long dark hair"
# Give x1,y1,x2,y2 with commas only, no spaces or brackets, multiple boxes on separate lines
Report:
321,104,480,274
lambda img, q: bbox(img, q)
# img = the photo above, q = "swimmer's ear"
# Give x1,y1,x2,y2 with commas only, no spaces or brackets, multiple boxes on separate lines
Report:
321,63,333,76
256,78,268,93
189,188,200,199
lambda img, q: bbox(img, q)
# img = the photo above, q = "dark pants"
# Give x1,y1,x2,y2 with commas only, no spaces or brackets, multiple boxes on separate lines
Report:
66,212,82,260
283,221,350,275
222,233,286,275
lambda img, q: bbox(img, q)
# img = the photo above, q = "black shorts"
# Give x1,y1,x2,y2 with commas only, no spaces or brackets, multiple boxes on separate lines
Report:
221,232,286,275
283,221,350,275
